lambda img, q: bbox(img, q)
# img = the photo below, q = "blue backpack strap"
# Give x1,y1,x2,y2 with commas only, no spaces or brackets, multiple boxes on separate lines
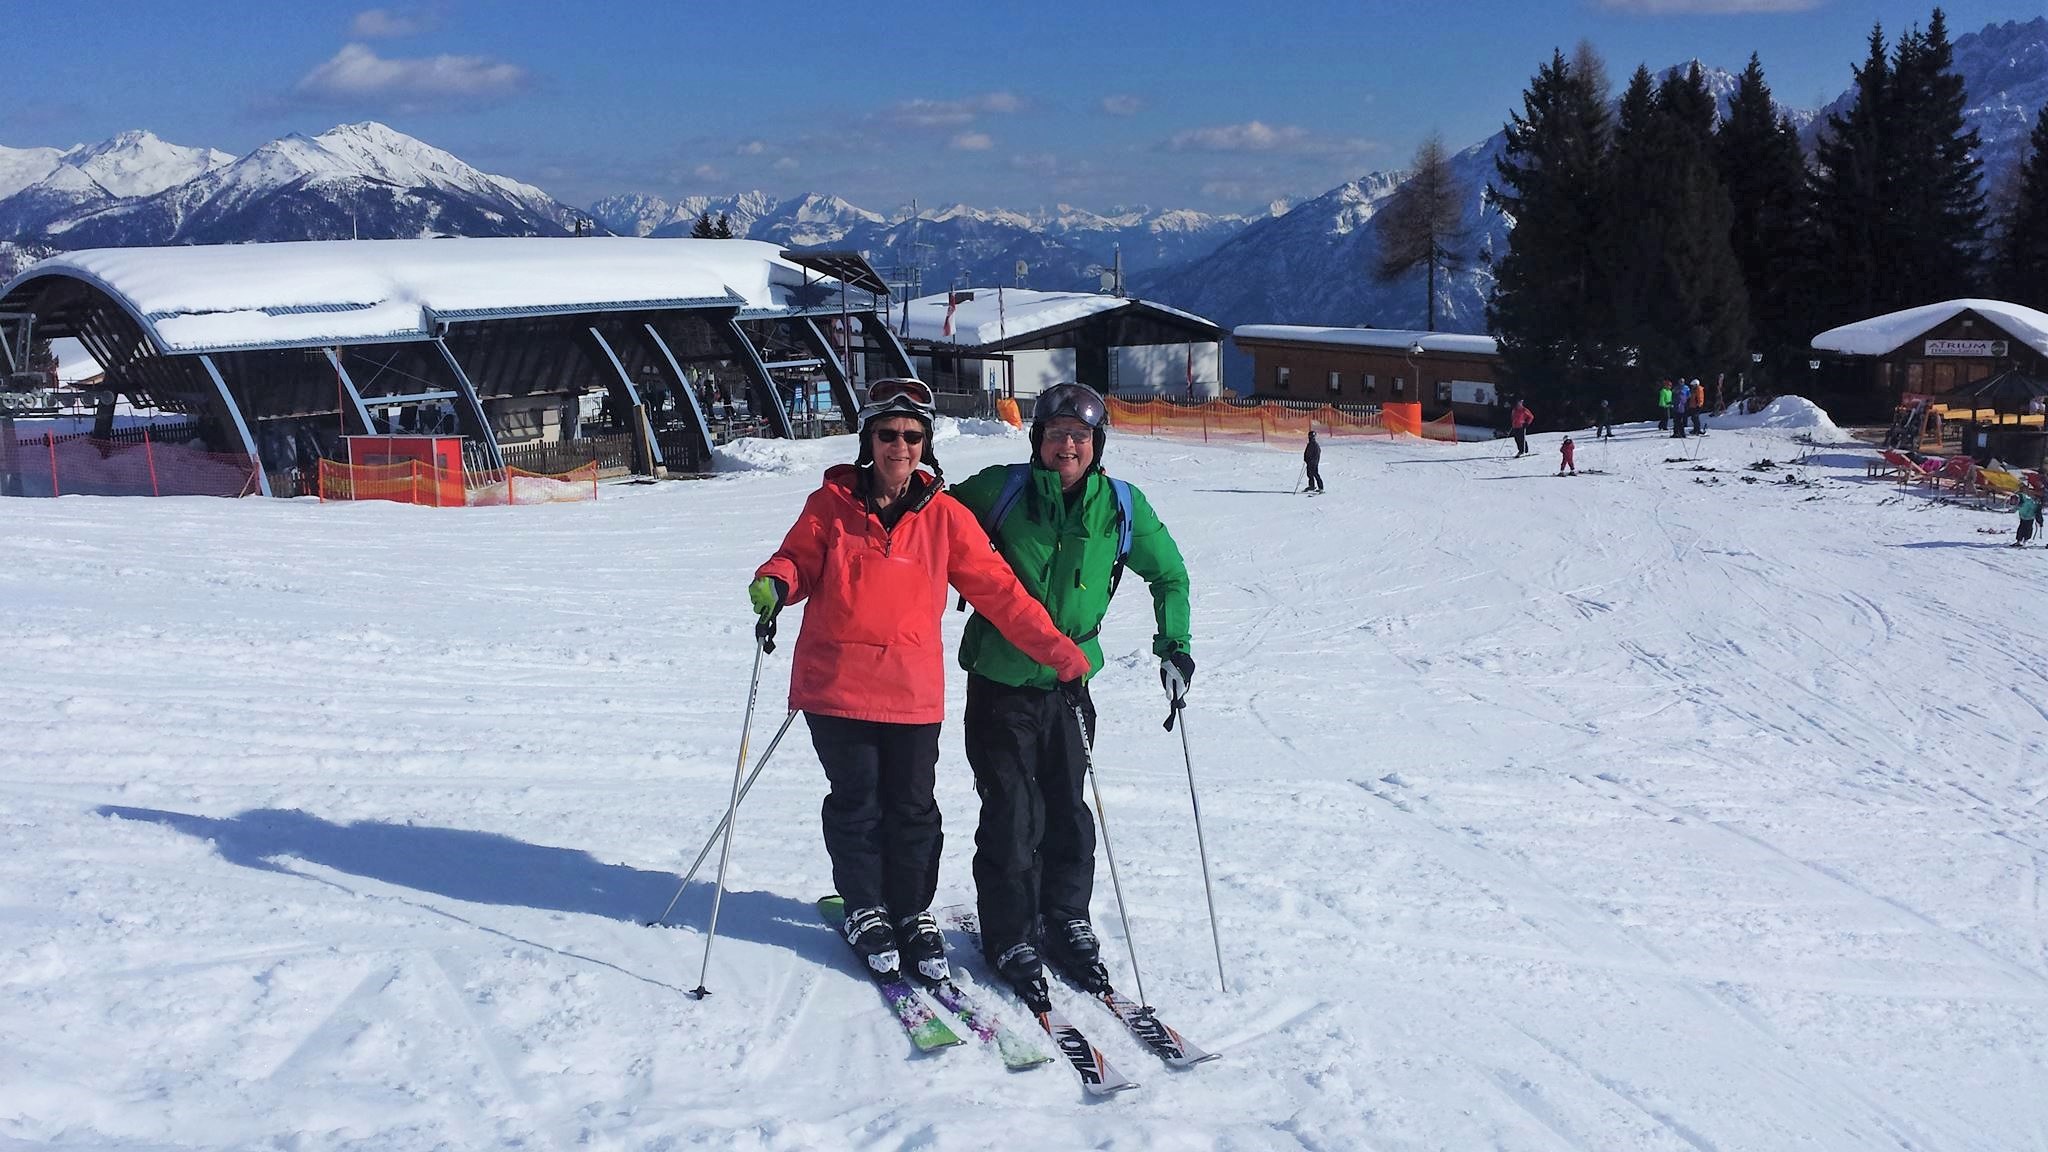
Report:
956,463,1033,612
1107,477,1135,599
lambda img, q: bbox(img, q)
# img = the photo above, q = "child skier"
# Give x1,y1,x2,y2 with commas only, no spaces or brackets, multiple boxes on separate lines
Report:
2018,488,2043,547
1559,436,1577,475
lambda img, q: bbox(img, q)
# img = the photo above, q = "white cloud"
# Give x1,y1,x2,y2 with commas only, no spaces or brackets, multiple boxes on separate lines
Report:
1166,120,1376,156
293,43,530,109
736,140,767,156
950,132,994,152
350,7,438,38
1101,94,1143,117
1596,0,1820,11
692,163,725,181
885,92,1026,129
772,156,800,171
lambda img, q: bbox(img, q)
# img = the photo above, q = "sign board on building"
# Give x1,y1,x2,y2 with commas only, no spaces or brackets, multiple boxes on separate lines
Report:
1924,339,2007,357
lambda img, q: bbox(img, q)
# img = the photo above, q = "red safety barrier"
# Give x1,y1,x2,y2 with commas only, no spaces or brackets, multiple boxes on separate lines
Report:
2,429,259,497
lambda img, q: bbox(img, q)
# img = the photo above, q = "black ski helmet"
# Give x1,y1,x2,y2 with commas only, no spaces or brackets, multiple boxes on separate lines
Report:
854,377,941,479
1030,382,1108,464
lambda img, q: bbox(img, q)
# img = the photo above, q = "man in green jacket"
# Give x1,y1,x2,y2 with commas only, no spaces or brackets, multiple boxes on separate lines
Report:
949,382,1193,1003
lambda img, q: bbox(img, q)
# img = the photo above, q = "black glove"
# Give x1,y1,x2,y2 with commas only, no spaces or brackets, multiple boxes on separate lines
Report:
1160,651,1195,704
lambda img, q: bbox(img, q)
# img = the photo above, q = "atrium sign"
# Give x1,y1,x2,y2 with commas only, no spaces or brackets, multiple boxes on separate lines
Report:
1924,339,2007,357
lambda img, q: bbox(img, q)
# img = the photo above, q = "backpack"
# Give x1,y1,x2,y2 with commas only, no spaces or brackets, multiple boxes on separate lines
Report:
957,463,1137,619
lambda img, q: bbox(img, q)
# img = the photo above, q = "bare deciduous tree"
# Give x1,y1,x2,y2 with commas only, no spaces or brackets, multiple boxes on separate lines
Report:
1375,134,1469,331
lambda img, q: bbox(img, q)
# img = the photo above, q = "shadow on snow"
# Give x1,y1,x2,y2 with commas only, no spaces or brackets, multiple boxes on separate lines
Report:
94,804,836,972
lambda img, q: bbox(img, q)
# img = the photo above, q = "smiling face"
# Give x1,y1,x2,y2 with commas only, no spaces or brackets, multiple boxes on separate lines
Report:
1037,415,1095,489
867,414,924,491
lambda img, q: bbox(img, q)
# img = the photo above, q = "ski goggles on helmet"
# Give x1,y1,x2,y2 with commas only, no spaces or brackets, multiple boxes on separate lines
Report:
857,378,936,427
1033,382,1107,429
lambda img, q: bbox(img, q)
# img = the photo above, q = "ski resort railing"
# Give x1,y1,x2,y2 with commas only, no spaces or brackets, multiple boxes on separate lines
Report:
1,425,260,497
317,459,599,506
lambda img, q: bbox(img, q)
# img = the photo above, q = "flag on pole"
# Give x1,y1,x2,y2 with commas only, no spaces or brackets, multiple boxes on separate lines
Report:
1186,344,1196,397
997,285,1006,343
942,291,960,339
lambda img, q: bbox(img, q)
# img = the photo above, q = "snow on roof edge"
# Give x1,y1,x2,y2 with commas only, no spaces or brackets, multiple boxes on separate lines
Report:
1810,299,2048,357
901,287,1221,347
1233,324,1499,356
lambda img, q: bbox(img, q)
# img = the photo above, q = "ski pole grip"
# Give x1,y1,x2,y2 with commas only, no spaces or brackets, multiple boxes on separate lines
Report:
756,615,778,655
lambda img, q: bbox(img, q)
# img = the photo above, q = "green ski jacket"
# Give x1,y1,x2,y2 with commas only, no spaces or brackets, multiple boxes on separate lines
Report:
951,462,1192,689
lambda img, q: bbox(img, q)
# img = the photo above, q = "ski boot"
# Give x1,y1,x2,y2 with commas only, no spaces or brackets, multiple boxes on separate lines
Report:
1042,918,1112,994
841,905,900,981
992,940,1051,1011
895,910,949,985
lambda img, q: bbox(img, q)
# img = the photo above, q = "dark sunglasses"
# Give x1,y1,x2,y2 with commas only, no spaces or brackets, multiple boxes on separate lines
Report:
872,428,926,445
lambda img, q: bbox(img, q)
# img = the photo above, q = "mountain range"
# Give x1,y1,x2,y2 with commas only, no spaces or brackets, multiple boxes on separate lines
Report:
1,15,2043,354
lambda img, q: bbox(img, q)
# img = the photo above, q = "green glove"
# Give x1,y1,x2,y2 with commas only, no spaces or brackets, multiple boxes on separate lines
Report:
748,576,786,619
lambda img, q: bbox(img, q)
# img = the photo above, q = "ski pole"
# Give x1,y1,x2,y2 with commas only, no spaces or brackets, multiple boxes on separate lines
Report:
647,709,798,927
1169,698,1228,993
692,616,776,999
1292,462,1304,494
1072,699,1148,1010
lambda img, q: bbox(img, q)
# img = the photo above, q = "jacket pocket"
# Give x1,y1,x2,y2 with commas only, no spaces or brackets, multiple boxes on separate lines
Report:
831,549,934,646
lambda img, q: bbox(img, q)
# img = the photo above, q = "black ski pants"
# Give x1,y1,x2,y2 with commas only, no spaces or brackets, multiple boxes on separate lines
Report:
964,674,1096,961
805,712,943,918
1511,427,1528,456
1305,461,1324,492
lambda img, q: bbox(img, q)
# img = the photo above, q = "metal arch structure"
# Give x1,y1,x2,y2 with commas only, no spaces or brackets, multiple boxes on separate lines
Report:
0,240,904,497
584,326,664,474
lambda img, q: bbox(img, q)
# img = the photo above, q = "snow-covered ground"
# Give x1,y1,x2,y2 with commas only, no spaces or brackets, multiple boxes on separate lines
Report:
4,411,2046,1151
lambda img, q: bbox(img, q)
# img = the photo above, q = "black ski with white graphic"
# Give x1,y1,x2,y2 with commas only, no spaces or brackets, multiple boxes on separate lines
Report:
940,905,1136,1095
1073,983,1217,1068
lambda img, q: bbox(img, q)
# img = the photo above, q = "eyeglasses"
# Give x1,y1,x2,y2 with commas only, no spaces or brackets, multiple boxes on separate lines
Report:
1041,428,1092,445
872,428,926,445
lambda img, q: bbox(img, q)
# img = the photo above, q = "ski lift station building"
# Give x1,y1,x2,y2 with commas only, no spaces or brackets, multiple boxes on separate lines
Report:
894,288,1224,413
0,237,906,496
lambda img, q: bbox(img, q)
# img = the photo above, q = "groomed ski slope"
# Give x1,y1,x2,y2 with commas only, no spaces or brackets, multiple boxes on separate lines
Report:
3,412,2046,1151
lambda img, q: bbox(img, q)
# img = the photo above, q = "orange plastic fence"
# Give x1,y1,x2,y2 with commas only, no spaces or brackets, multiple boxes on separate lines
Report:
318,459,599,506
1106,398,1457,444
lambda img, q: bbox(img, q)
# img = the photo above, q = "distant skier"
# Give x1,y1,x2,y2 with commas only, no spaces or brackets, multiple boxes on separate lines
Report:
1689,379,1706,435
749,378,1088,985
1671,381,1689,439
1510,399,1534,457
1303,429,1324,493
1596,399,1613,440
1657,381,1672,431
1559,436,1577,475
2017,488,2043,547
949,382,1194,1004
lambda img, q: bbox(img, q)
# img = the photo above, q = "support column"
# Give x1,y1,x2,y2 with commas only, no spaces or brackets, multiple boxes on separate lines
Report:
432,336,505,472
586,326,665,475
858,310,915,380
198,354,273,497
799,316,860,418
323,348,377,434
722,315,793,439
639,322,716,473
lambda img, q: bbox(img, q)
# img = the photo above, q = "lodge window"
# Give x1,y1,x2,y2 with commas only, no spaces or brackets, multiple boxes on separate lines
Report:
1277,365,1291,391
1393,376,1406,397
1363,373,1376,396
1328,370,1341,394
1436,380,1453,403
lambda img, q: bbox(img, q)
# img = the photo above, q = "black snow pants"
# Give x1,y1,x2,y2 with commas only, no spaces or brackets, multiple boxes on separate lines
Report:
2020,517,2036,546
964,674,1096,961
806,712,943,917
1305,461,1324,491
1511,427,1529,456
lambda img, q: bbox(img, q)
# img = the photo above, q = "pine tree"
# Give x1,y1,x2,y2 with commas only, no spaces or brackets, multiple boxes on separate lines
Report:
1995,105,2048,308
1886,8,1985,301
1715,53,1811,382
1645,65,1749,382
1374,134,1469,331
713,212,735,239
1808,25,1893,328
1488,46,1615,421
1603,66,1664,373
689,211,716,238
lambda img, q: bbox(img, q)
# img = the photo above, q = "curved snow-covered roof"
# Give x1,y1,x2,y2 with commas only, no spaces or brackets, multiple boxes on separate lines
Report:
1810,299,2048,357
1233,324,1499,357
903,288,1220,347
5,237,839,354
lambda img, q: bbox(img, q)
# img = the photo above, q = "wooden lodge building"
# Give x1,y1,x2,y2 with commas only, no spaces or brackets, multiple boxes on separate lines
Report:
1232,325,1504,424
1808,299,2048,419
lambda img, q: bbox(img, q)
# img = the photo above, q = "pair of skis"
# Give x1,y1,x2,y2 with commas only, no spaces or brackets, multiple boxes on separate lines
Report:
941,903,1216,1095
816,897,1048,1071
816,897,1216,1095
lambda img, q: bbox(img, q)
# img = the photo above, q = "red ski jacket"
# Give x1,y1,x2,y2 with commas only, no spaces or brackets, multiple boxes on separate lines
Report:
1511,404,1534,429
755,464,1089,725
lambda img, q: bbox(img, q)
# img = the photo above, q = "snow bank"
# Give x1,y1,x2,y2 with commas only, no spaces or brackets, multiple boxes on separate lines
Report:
1715,395,1847,441
710,416,1022,474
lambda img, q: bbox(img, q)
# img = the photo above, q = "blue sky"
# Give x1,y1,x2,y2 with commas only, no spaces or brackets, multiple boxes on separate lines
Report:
2,0,2035,215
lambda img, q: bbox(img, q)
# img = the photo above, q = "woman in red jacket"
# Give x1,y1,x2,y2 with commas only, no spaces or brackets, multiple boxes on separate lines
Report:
748,379,1089,986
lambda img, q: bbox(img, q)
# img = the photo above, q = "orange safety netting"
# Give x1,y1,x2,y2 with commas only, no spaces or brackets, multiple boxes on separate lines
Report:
1106,398,1391,444
318,460,600,506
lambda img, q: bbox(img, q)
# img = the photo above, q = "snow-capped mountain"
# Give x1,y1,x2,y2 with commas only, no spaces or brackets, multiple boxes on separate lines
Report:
0,131,234,238
0,122,585,247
